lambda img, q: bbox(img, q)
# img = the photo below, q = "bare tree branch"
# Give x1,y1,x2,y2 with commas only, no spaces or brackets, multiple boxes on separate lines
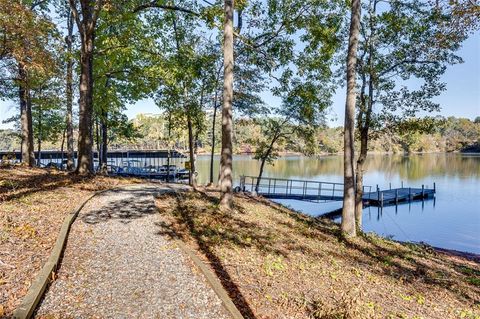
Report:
380,59,440,76
68,0,83,36
30,0,48,10
133,2,199,15
90,0,104,33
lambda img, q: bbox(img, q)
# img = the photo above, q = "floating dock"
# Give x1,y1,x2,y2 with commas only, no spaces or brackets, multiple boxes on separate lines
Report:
239,176,435,207
362,187,435,206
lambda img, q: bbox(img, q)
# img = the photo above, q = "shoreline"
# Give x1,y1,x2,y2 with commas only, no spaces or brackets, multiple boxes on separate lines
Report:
260,195,480,262
194,150,480,157
157,189,480,318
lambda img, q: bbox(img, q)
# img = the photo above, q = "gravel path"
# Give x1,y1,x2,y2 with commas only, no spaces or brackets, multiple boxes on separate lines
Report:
35,184,231,319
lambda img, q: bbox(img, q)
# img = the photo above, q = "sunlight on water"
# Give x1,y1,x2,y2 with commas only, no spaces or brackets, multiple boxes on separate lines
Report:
196,153,480,254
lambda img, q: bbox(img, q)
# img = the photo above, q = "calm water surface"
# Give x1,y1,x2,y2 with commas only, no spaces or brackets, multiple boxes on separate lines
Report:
196,153,480,254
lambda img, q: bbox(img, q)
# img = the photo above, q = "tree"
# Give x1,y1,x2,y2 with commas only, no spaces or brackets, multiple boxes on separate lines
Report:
148,3,219,188
68,0,103,174
0,0,57,166
92,4,160,171
352,0,479,230
208,42,266,186
341,0,361,238
65,7,75,170
219,0,234,209
31,82,65,166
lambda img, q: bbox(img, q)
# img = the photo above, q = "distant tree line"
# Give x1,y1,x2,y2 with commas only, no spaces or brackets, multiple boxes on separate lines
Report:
3,115,478,155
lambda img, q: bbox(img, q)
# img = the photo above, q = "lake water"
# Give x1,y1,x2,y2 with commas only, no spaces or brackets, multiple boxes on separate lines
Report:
196,153,480,254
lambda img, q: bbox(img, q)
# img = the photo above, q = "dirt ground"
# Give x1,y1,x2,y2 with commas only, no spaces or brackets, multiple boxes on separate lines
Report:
156,189,480,319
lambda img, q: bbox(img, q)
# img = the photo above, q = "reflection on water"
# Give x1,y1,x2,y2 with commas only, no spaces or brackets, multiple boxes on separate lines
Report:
196,153,480,254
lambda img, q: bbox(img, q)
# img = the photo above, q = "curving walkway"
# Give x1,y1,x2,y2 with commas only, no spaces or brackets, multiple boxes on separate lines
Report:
35,184,230,319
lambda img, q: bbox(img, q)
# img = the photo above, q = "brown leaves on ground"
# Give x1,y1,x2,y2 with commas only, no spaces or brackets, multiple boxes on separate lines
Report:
155,190,480,319
0,166,141,317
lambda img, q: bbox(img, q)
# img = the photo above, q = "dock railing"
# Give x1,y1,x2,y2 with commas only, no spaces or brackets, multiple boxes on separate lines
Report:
239,175,372,201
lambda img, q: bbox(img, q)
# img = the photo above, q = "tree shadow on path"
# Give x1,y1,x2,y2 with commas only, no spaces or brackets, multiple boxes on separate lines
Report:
155,190,258,319
80,187,161,224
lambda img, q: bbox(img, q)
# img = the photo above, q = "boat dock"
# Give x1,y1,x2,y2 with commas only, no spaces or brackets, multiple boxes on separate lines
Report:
362,186,435,206
239,176,435,207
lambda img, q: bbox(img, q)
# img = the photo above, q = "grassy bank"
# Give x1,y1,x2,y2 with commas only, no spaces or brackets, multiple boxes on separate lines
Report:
156,190,480,319
0,167,139,317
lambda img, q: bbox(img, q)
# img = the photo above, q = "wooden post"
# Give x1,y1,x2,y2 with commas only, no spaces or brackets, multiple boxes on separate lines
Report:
380,192,384,207
395,189,398,205
273,179,276,194
318,182,322,200
401,181,404,188
433,182,436,193
268,178,272,195
389,182,391,190
332,183,336,199
376,184,379,192
422,184,425,198
377,189,380,203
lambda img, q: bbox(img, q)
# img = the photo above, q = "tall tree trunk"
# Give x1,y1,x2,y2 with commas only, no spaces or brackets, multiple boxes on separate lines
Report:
210,94,218,185
61,126,66,169
209,65,223,186
100,111,108,172
99,77,110,171
187,114,197,188
341,0,361,238
355,0,377,231
355,84,374,230
76,36,94,174
37,136,42,167
37,105,42,167
19,63,35,167
219,0,234,210
355,73,368,230
70,0,102,175
255,133,279,193
166,110,172,183
66,10,75,171
355,130,368,227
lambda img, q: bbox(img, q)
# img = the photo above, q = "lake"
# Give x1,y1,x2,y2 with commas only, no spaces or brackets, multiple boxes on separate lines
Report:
195,153,480,254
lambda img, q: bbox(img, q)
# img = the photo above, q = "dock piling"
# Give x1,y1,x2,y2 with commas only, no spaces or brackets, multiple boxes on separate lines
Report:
395,189,398,204
422,184,425,198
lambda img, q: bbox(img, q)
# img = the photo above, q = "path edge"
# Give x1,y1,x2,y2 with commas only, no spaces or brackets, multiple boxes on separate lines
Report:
174,239,244,319
12,188,111,319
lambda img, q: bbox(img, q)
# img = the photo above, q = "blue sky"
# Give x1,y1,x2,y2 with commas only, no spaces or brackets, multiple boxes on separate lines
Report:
1,31,478,129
